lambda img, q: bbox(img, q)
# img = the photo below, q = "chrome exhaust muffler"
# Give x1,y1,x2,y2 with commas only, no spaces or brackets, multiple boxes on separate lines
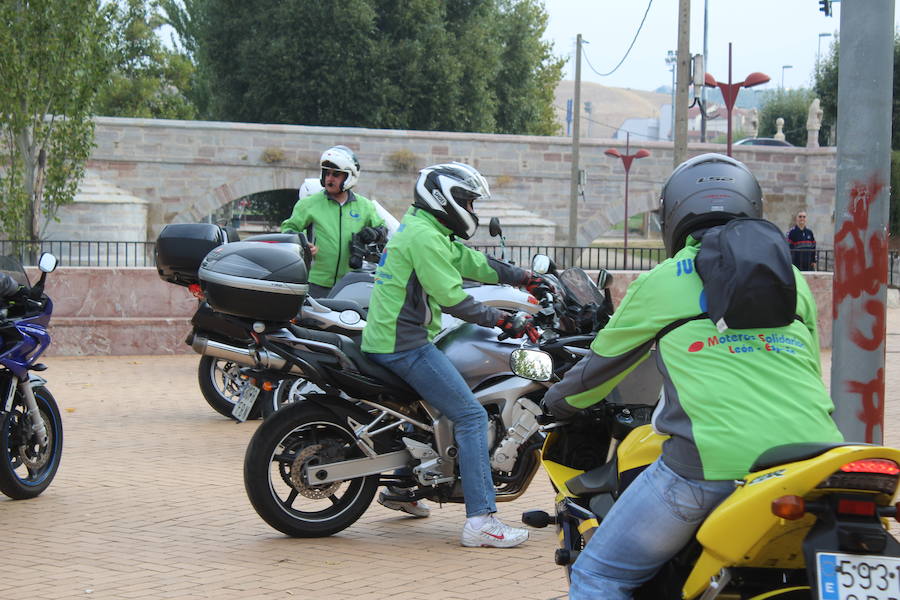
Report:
190,332,305,375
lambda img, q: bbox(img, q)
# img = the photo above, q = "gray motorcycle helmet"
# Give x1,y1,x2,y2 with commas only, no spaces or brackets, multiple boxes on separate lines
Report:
659,153,763,257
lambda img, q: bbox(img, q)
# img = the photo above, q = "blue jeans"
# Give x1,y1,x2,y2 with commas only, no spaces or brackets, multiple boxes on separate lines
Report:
366,343,496,517
569,458,735,600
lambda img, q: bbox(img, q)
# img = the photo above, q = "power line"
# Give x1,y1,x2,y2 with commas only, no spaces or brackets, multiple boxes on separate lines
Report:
582,0,654,77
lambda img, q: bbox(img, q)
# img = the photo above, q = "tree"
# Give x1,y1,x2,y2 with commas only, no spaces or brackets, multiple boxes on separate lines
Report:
94,0,197,120
179,0,562,135
0,0,114,243
757,89,817,147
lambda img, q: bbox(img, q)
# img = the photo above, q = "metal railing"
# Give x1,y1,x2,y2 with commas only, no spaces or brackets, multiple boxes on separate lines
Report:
5,240,898,287
0,240,156,267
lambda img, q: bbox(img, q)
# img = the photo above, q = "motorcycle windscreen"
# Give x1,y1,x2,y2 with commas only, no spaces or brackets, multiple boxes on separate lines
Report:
0,255,30,288
559,267,604,307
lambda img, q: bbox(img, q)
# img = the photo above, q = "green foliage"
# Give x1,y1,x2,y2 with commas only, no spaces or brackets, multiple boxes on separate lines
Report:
0,0,114,241
179,0,562,135
710,130,749,145
813,34,900,149
758,89,817,147
95,0,197,119
244,189,298,230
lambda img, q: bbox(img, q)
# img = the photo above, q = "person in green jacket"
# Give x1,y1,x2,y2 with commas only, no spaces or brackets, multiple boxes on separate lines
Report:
542,154,843,599
281,145,387,297
362,162,551,547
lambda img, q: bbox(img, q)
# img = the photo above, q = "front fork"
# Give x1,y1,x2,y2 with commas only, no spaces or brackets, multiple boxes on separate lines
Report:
6,375,49,447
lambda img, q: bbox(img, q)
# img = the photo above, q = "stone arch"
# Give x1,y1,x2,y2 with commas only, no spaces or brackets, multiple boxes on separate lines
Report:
168,169,306,229
578,185,660,243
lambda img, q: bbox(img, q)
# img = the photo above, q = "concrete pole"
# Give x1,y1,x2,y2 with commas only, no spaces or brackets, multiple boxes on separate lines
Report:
831,0,894,443
700,0,709,143
568,34,582,245
673,0,690,168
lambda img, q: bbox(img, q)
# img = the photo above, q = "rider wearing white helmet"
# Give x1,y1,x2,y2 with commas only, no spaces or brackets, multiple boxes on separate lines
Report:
281,145,388,297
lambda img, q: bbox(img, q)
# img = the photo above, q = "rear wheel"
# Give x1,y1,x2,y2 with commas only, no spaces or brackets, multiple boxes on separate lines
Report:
0,385,63,499
197,356,262,420
244,402,379,537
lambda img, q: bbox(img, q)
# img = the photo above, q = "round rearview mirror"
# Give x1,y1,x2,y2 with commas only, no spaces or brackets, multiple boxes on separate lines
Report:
38,253,58,273
509,348,553,382
531,254,551,275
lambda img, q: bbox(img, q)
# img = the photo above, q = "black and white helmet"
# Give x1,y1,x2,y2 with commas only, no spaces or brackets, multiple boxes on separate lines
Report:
319,145,360,191
413,162,490,240
659,153,763,257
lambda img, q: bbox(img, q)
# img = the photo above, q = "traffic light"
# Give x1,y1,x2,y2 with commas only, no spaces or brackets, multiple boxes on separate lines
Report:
818,0,832,16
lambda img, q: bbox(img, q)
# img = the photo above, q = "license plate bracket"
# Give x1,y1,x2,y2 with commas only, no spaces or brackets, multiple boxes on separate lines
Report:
231,383,259,422
816,551,900,600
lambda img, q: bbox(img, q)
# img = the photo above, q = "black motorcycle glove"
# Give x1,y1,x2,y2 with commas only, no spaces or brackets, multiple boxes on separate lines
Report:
356,226,388,245
521,271,556,300
496,311,538,341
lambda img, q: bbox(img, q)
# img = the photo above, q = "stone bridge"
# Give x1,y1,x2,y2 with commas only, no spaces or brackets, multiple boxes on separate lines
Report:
68,116,837,246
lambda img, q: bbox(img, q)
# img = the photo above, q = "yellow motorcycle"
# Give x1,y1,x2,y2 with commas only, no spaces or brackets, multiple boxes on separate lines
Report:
512,350,900,600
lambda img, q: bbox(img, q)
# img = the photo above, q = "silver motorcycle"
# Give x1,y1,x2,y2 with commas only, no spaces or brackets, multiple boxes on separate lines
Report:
240,264,608,537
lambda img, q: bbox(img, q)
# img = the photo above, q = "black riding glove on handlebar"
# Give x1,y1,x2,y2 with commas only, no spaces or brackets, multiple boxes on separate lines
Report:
356,226,388,245
521,271,555,299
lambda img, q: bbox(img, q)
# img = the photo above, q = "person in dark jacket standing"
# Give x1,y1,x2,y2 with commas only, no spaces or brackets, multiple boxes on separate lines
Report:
786,210,817,271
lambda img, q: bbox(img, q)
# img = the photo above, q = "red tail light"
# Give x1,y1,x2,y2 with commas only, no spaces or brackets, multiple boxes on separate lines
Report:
772,495,806,520
840,459,900,475
837,498,876,516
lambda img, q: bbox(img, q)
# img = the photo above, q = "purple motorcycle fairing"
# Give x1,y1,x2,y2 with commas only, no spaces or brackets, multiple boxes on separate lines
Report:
0,297,53,380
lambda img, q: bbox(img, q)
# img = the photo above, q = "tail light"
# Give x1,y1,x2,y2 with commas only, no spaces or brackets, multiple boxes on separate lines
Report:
837,498,876,516
818,458,900,495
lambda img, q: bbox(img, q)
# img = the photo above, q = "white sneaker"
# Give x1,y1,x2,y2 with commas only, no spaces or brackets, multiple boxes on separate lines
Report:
377,488,431,518
460,516,529,548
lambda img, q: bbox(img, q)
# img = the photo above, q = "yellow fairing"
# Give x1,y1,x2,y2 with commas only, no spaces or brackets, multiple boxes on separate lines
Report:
540,431,586,500
616,424,667,472
682,445,900,600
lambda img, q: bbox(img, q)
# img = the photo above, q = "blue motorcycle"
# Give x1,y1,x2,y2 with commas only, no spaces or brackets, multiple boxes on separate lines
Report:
0,253,63,499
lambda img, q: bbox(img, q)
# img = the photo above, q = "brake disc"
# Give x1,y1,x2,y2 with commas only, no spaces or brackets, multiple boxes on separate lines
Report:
289,444,341,499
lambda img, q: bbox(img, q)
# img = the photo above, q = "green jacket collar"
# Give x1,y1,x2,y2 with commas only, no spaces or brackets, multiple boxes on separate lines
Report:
405,206,453,236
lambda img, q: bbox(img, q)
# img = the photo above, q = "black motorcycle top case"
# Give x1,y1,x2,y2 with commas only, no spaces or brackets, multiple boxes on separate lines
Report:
156,223,232,286
198,241,308,322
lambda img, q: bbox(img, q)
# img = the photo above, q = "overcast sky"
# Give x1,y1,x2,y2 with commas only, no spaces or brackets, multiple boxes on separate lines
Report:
543,0,898,93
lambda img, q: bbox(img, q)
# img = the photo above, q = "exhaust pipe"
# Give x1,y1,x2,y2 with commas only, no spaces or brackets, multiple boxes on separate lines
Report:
190,332,305,375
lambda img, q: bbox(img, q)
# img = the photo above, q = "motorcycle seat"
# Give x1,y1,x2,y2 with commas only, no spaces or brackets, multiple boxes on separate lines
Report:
314,298,367,318
749,442,860,472
565,456,619,496
288,327,417,398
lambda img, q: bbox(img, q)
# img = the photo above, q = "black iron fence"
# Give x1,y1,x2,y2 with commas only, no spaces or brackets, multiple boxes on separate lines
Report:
4,239,899,286
0,240,156,267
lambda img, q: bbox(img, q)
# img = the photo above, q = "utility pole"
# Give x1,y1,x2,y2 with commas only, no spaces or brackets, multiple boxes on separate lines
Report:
831,0,894,444
673,0,690,168
568,33,582,245
700,0,709,143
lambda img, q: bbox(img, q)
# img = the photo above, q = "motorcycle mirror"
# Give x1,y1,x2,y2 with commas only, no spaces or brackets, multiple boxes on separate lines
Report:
531,254,551,275
488,217,502,238
596,268,613,289
38,253,58,273
509,349,553,382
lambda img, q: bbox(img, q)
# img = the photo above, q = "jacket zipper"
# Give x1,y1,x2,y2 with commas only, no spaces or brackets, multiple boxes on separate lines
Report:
334,201,344,286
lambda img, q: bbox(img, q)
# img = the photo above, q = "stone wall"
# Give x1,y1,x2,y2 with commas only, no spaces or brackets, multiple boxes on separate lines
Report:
32,266,834,356
84,117,837,247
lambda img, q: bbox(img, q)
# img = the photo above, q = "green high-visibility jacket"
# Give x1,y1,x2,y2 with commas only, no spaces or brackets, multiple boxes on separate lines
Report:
361,207,526,354
542,235,843,480
280,190,385,288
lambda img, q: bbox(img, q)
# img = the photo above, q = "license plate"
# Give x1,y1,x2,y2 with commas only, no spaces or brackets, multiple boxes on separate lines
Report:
817,551,900,600
231,383,259,422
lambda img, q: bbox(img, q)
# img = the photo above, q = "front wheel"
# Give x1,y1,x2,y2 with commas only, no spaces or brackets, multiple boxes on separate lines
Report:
244,402,379,537
0,384,63,499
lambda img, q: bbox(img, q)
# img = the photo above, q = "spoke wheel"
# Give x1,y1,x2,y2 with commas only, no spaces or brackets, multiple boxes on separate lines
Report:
244,402,378,537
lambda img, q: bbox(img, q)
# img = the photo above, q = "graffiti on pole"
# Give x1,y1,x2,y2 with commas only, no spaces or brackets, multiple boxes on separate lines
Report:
832,176,888,442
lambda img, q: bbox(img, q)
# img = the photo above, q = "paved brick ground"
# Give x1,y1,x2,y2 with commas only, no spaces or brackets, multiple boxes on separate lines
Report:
2,310,899,600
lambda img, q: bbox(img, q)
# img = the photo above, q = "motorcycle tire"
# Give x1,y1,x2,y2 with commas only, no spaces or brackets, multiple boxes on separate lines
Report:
259,377,321,419
0,385,63,499
244,402,379,537
197,356,262,421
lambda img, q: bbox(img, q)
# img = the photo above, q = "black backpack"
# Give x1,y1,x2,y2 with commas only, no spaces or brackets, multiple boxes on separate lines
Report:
694,218,797,332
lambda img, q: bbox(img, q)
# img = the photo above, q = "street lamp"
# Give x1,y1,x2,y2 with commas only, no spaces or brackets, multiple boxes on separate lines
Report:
605,133,650,270
781,65,793,89
704,43,770,156
817,32,832,64
665,50,677,140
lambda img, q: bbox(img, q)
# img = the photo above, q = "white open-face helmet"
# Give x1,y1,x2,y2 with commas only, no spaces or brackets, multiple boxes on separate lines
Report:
319,145,360,191
298,177,323,200
413,162,490,240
